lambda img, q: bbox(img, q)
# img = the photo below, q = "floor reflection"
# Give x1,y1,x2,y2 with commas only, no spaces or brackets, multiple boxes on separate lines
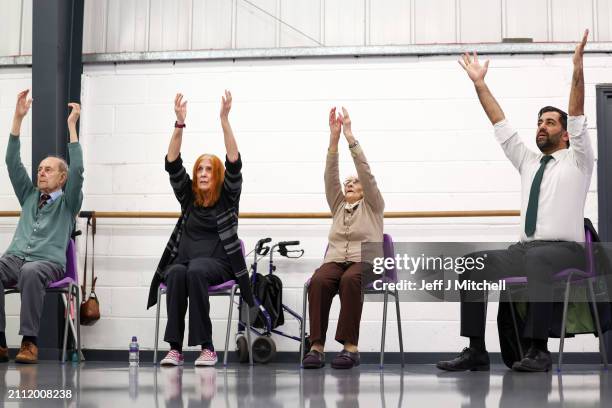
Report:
0,363,608,407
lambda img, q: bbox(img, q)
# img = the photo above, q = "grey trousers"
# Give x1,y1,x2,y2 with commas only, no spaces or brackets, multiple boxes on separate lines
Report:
0,255,64,337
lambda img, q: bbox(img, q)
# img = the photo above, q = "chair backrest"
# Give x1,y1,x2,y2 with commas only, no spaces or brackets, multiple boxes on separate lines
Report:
382,234,397,283
65,238,78,283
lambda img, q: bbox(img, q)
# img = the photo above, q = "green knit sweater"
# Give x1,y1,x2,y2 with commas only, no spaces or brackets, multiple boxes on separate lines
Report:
4,135,83,268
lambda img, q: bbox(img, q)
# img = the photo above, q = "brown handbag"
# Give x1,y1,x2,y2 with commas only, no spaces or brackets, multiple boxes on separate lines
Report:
80,212,100,325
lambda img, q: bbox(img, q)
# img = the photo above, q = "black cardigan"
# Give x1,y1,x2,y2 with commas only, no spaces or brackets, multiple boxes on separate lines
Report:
147,153,254,309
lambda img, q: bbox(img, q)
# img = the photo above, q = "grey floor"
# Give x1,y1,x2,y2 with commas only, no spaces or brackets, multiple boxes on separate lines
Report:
0,362,610,407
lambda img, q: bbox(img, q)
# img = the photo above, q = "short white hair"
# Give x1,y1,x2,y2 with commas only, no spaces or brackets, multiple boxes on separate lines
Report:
42,156,69,185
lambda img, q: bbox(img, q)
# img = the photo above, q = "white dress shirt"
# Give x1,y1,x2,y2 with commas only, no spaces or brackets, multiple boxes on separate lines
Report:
494,115,594,243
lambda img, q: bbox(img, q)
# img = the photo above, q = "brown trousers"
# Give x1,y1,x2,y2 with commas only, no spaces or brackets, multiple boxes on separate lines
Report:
308,262,372,346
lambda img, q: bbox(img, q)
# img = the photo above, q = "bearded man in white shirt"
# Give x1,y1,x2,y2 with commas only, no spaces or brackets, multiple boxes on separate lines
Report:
437,30,593,373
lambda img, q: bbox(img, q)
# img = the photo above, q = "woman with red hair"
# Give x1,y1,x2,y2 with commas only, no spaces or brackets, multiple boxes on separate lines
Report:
147,90,254,367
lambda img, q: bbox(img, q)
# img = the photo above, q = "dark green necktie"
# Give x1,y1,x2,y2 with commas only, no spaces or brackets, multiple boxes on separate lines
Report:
524,155,553,237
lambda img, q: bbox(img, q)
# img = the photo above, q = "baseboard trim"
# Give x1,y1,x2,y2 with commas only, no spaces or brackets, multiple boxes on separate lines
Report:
50,350,605,365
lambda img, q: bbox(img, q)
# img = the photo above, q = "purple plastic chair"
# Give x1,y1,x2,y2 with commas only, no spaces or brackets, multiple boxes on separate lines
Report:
500,227,609,371
4,238,81,363
300,234,404,368
153,240,252,366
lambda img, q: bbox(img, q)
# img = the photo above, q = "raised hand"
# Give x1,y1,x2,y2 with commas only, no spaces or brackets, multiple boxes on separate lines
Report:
459,52,490,84
329,107,341,141
339,107,355,142
15,89,33,119
67,103,81,128
458,52,504,124
569,29,588,117
573,29,589,67
174,93,187,124
220,90,232,119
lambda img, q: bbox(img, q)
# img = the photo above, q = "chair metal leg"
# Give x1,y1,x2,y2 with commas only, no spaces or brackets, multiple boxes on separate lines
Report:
300,281,309,367
61,288,71,363
394,290,404,367
153,286,162,365
75,287,82,362
380,290,389,369
558,277,573,372
506,289,523,359
245,302,253,366
62,291,82,360
224,286,237,366
587,280,609,369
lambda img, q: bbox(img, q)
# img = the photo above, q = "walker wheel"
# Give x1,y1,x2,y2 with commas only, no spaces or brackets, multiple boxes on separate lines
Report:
252,336,276,364
236,335,249,363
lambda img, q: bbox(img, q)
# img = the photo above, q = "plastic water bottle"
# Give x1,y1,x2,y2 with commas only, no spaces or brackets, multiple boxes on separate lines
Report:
129,336,139,366
129,365,139,400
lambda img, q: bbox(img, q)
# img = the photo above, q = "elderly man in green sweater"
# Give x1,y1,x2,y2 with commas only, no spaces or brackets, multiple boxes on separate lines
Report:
0,90,83,364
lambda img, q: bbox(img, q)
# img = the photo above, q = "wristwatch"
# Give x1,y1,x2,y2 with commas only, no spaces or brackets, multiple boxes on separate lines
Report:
349,140,359,149
174,121,186,128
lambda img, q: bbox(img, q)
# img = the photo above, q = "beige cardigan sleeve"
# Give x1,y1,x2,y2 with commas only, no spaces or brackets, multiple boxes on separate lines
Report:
324,150,345,212
350,143,384,212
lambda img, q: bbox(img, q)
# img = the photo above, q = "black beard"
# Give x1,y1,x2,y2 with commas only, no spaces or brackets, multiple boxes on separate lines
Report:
536,131,563,153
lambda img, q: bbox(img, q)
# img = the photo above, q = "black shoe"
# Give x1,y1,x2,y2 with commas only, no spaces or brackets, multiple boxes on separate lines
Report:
436,347,490,372
302,350,325,369
331,350,360,369
512,347,552,372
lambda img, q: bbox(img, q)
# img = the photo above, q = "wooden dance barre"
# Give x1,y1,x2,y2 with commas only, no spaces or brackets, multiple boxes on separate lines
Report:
0,210,520,219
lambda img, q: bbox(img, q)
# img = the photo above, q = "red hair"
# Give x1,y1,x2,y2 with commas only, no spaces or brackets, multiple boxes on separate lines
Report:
192,154,225,207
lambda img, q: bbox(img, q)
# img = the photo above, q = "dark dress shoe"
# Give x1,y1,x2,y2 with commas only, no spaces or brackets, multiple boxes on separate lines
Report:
331,350,360,369
302,350,325,369
436,347,490,371
512,347,552,372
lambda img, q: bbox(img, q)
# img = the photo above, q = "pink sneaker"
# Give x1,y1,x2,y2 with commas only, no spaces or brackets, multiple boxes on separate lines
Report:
195,349,218,366
160,350,184,366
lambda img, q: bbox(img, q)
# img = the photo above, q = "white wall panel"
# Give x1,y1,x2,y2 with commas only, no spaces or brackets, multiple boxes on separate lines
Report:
20,0,31,55
6,0,612,57
0,0,24,57
236,0,277,48
56,52,607,352
279,0,321,47
149,0,192,51
324,0,365,46
504,0,548,41
192,0,233,49
597,0,612,41
369,0,412,46
460,0,501,43
414,0,456,44
83,0,108,53
551,0,594,42
106,0,149,53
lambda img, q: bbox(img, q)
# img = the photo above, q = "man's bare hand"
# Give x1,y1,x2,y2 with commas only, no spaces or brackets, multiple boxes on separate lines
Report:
573,29,589,67
14,89,32,120
459,52,490,85
67,103,81,128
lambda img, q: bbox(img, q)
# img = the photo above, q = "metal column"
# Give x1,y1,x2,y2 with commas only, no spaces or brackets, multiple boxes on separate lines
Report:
31,0,84,360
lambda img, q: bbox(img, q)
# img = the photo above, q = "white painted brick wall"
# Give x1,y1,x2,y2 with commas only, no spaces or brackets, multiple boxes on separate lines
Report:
0,54,609,354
